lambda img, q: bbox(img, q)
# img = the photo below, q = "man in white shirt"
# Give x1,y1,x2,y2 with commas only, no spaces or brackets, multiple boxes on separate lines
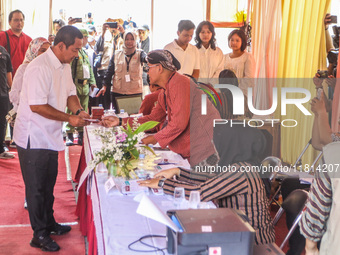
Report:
13,26,90,252
164,20,200,79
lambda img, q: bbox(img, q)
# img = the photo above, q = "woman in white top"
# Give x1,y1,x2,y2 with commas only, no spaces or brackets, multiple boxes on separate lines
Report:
224,29,255,95
9,37,50,111
195,21,224,84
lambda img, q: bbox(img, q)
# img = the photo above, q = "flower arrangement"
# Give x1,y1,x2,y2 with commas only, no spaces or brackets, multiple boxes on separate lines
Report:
88,118,159,179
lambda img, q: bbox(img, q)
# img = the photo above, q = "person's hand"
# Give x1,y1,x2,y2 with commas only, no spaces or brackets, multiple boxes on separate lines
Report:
310,93,327,115
138,178,160,188
324,13,331,30
101,116,119,127
102,23,109,38
142,135,157,145
305,239,319,255
78,110,90,119
313,73,323,88
96,86,106,97
69,115,86,127
90,84,97,90
325,75,336,90
154,168,180,179
117,23,125,34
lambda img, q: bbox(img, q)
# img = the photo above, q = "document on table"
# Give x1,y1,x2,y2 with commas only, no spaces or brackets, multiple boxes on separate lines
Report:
137,194,179,232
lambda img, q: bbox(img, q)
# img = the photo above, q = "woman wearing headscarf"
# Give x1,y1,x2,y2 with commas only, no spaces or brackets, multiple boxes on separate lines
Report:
102,49,221,167
9,37,50,111
97,31,147,110
139,124,275,245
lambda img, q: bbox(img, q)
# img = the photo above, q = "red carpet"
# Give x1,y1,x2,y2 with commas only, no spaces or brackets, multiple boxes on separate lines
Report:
0,146,85,255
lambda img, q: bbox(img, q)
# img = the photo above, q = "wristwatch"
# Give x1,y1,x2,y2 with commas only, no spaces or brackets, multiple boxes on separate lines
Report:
76,108,84,115
119,117,123,126
158,178,166,188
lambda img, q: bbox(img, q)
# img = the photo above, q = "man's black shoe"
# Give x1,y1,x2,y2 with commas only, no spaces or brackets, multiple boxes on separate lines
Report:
30,235,60,252
49,223,72,235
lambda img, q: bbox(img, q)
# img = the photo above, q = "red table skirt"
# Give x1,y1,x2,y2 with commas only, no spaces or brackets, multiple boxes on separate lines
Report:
75,146,98,255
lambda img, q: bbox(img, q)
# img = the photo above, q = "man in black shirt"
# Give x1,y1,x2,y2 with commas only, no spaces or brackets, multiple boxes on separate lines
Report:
0,45,13,159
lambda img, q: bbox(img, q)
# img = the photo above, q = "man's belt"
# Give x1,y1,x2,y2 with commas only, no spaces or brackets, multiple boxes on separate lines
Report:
77,79,88,85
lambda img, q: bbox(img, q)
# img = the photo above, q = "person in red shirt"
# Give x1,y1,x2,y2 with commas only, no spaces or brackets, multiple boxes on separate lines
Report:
138,76,162,116
102,50,221,167
0,10,32,77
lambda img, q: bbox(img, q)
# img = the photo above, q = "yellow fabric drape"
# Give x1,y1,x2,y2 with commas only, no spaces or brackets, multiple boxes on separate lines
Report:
277,0,331,165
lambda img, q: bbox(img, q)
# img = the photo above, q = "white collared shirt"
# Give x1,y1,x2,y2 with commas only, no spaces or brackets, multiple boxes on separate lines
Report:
164,40,200,76
198,45,224,84
14,47,76,151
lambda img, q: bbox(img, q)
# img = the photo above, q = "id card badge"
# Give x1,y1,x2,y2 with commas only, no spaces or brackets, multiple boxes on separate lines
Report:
125,74,131,82
83,64,90,79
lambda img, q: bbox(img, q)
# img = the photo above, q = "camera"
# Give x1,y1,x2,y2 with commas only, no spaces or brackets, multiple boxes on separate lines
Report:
105,22,118,29
74,18,82,23
330,15,337,24
317,70,328,79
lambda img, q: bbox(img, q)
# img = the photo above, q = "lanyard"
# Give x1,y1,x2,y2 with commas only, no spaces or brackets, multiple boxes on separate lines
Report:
125,51,136,72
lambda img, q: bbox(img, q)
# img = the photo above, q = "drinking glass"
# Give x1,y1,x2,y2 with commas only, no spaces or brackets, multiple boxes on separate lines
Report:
188,191,201,209
173,187,185,208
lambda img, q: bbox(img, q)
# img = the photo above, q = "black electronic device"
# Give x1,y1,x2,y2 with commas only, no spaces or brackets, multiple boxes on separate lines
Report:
330,15,337,24
73,18,82,23
166,208,255,255
317,70,329,79
106,22,118,29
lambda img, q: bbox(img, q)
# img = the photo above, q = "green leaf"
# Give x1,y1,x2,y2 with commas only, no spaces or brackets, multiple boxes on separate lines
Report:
134,121,159,134
130,148,139,159
143,145,156,155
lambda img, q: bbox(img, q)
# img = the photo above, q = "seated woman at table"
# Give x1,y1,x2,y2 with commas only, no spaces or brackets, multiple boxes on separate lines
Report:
102,49,221,168
139,124,275,245
138,75,163,116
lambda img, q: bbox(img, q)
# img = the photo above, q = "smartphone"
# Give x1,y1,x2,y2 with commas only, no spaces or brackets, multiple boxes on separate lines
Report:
106,22,118,29
317,70,328,79
74,18,83,23
330,15,337,24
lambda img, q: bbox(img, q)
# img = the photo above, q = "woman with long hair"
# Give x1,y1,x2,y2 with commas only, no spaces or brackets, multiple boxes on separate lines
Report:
224,29,255,95
195,21,224,84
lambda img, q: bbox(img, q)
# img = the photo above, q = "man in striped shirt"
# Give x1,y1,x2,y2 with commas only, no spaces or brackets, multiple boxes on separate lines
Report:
299,91,340,254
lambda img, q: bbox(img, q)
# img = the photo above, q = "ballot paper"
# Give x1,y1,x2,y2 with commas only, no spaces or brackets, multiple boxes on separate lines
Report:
136,194,179,232
89,87,99,98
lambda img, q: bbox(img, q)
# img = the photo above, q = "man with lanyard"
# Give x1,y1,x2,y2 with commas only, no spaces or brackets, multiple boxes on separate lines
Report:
66,29,96,146
13,26,90,252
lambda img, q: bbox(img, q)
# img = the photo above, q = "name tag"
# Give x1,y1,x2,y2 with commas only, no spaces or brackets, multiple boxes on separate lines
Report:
125,74,131,82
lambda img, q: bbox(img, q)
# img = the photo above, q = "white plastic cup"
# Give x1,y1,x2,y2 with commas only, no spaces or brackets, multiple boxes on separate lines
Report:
188,191,201,209
173,187,185,208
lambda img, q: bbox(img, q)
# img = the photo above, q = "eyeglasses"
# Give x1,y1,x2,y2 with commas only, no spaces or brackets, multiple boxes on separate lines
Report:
145,64,159,72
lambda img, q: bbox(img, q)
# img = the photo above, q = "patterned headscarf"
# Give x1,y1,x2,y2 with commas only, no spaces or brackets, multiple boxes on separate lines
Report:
23,37,50,64
146,50,181,72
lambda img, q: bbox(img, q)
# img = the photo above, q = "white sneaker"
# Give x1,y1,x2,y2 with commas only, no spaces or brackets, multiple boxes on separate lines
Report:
0,152,15,159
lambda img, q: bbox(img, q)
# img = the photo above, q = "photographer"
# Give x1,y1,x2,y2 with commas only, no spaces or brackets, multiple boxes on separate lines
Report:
94,21,125,109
